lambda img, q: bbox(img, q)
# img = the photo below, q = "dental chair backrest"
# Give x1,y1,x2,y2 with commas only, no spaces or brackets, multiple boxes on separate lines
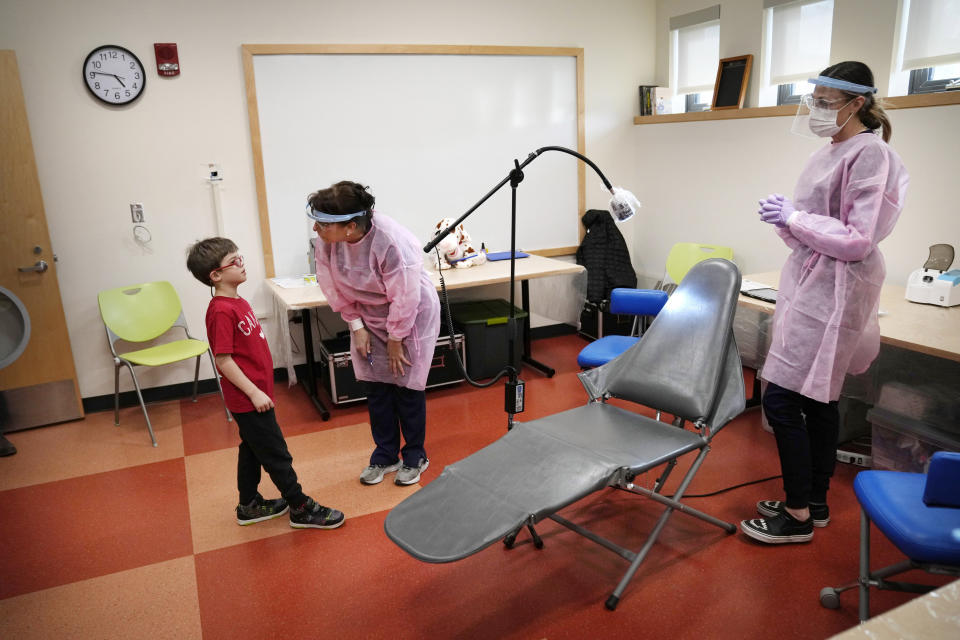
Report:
579,258,745,431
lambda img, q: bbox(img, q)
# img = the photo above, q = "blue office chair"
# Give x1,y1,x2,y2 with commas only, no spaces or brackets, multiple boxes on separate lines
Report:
577,288,669,369
819,451,960,621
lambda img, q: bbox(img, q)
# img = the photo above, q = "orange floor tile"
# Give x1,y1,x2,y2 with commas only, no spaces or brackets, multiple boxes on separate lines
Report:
0,334,949,638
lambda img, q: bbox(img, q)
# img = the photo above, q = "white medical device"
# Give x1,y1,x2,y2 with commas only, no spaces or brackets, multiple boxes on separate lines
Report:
905,244,960,308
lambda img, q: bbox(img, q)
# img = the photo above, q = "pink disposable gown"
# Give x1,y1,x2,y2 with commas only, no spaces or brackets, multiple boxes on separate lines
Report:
314,213,441,390
760,132,908,403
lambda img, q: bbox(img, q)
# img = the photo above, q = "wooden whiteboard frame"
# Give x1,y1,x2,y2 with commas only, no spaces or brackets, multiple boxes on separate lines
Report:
241,44,585,278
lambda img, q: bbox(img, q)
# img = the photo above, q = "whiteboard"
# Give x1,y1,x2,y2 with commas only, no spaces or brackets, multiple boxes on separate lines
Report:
244,46,583,278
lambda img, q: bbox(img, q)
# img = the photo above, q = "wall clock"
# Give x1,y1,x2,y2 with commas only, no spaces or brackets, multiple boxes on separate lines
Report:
82,45,146,105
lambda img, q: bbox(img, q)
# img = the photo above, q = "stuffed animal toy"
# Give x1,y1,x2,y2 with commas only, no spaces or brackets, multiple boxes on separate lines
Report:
431,218,487,270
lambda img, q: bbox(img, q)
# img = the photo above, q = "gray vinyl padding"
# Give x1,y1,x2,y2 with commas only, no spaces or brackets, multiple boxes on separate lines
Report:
384,403,703,563
384,259,745,564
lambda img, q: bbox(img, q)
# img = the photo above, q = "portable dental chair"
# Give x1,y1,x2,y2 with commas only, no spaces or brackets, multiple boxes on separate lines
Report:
385,258,746,610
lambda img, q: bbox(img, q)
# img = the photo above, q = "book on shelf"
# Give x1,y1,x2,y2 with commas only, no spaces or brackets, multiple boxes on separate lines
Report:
638,85,656,116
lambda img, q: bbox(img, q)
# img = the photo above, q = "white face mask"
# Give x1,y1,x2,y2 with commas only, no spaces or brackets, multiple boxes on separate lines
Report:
808,99,855,137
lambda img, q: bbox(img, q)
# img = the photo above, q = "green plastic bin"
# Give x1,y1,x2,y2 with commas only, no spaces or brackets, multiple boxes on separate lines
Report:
449,299,528,379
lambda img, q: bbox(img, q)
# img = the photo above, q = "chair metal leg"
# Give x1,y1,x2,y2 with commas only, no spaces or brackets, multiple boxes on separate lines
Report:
192,356,200,402
207,349,232,423
113,364,121,426
628,484,735,533
652,458,677,494
859,507,871,622
607,446,713,610
121,361,158,447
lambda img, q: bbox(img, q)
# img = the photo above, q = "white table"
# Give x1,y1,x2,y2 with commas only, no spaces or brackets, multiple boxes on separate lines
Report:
266,254,585,418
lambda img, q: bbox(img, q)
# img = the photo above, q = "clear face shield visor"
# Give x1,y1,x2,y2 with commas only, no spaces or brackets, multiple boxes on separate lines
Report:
790,94,845,138
789,76,878,138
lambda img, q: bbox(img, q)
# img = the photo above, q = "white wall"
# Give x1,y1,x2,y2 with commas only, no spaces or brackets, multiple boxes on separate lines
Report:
631,105,960,282
641,0,959,283
0,0,656,398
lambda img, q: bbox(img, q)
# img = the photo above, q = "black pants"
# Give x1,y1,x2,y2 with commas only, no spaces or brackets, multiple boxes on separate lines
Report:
365,382,426,467
762,382,840,509
233,408,307,508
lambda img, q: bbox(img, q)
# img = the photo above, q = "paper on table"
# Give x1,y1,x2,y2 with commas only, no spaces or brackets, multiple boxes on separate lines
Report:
741,279,776,292
271,275,318,289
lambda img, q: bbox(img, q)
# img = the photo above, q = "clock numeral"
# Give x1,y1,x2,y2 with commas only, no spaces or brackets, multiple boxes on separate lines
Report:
125,90,131,98
114,92,121,100
103,89,109,97
129,62,136,69
88,72,96,80
134,72,141,80
92,61,101,69
132,83,138,89
94,82,101,90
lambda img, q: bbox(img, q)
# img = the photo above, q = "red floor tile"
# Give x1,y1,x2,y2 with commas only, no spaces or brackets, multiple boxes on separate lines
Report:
0,458,194,599
8,335,951,639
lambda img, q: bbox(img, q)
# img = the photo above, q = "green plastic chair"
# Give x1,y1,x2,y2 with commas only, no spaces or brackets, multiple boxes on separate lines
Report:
98,281,230,446
659,243,735,294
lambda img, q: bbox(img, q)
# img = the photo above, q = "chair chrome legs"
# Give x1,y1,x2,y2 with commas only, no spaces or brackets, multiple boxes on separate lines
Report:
118,360,158,447
207,349,232,423
192,356,200,402
113,363,121,426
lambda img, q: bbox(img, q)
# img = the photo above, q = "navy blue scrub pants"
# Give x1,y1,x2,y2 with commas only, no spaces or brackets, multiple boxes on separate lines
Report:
365,381,427,467
762,382,840,509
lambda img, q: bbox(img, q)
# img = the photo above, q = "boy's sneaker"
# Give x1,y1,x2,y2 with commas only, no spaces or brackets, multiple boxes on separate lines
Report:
395,458,429,486
757,500,830,527
236,493,288,526
359,461,402,485
290,498,345,529
741,510,814,544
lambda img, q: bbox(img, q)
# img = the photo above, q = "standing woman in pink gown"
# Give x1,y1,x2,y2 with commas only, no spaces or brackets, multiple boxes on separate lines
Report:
308,181,441,487
740,62,909,545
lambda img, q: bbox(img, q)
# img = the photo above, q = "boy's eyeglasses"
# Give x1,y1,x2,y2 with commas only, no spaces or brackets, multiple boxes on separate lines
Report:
801,94,845,110
212,255,244,273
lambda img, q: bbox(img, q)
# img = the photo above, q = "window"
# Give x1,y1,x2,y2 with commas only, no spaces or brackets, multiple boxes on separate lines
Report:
894,0,960,96
909,63,960,94
760,0,834,107
670,6,720,113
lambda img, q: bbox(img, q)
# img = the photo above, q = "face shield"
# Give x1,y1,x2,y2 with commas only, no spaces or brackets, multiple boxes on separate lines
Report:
789,75,878,138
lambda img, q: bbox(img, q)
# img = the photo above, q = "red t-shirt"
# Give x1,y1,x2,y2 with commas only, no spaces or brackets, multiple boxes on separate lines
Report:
206,296,274,414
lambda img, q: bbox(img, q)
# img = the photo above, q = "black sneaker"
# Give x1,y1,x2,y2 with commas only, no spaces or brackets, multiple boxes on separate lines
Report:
756,500,830,527
236,493,289,526
290,498,345,529
741,510,814,544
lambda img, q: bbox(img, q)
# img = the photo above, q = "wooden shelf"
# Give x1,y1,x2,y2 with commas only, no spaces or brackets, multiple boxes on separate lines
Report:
634,91,960,125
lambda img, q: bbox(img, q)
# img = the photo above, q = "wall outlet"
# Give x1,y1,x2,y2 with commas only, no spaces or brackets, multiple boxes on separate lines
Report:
130,203,144,223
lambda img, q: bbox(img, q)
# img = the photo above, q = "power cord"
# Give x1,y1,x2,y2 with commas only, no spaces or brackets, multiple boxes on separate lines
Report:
434,246,516,389
617,473,783,499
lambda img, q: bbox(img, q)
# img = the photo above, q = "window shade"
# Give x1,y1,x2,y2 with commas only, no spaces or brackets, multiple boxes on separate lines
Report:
676,21,720,94
901,0,960,70
768,0,834,85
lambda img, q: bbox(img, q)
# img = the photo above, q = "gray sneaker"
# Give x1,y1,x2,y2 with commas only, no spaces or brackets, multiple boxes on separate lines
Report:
395,458,429,486
359,461,401,485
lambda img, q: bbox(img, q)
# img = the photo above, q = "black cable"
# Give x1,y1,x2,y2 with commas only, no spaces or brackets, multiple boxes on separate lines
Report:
434,246,515,389
618,473,783,499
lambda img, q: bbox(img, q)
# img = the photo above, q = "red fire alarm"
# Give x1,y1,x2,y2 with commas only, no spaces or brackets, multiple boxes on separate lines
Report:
153,43,180,77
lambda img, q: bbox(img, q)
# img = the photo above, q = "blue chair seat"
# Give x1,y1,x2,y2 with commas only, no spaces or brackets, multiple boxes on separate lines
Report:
855,470,960,566
577,288,669,369
577,335,639,368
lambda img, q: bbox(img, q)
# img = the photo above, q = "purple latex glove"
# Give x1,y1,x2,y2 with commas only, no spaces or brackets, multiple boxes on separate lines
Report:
757,194,795,227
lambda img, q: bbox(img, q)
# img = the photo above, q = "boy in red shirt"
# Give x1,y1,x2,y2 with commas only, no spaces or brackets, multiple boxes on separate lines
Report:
187,237,344,529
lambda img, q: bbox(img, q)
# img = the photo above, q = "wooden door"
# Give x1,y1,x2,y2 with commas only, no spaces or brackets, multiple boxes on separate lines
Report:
0,50,83,430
